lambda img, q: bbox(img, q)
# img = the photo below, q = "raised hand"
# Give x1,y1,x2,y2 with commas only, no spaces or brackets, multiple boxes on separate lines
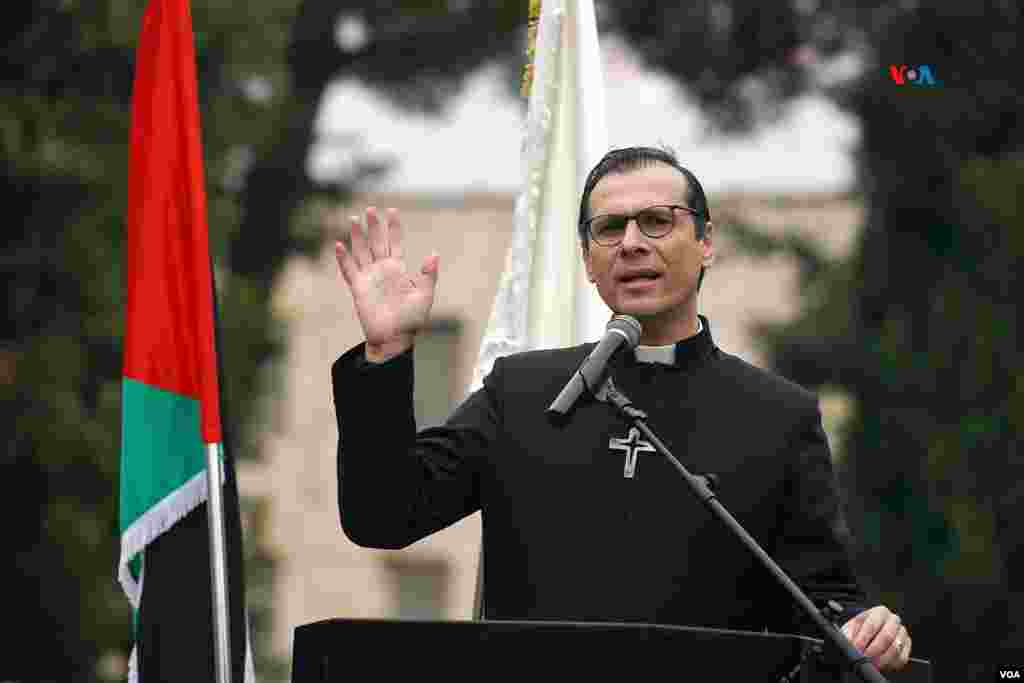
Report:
335,207,439,362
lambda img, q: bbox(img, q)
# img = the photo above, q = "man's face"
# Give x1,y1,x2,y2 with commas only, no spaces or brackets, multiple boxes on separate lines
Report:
582,163,713,344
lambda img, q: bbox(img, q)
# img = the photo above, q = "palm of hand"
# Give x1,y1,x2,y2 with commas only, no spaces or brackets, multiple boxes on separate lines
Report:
352,257,432,345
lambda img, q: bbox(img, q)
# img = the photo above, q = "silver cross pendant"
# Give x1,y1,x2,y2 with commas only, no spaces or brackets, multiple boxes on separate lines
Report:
608,427,656,478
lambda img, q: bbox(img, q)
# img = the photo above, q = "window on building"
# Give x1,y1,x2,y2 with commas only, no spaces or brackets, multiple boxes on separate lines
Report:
412,318,461,429
379,554,453,621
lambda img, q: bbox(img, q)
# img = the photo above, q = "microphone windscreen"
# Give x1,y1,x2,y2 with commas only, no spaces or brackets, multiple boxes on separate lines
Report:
607,314,642,349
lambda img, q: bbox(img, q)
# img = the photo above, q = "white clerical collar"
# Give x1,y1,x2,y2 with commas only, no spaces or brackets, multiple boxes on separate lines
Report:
634,318,703,365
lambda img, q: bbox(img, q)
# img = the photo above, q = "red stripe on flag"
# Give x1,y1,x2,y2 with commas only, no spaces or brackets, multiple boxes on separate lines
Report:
125,0,221,444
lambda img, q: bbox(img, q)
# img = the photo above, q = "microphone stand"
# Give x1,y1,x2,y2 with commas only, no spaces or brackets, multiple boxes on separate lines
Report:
594,376,889,683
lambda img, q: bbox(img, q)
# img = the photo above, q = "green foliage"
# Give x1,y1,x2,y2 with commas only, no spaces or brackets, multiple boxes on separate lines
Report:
725,125,1021,683
1,0,305,679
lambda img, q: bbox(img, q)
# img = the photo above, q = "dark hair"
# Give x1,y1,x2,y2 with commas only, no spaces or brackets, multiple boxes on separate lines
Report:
577,146,711,250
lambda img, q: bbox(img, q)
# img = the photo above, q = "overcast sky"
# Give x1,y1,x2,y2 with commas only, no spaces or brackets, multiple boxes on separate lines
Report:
309,39,860,195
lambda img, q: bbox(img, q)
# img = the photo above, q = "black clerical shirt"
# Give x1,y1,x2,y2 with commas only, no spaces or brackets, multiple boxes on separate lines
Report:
332,317,866,634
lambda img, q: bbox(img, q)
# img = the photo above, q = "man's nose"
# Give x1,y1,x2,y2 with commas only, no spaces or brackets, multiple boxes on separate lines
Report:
619,218,650,251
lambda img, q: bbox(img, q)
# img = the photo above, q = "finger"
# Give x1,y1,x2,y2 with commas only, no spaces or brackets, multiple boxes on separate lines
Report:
419,252,440,294
894,632,911,669
852,607,887,651
335,240,358,285
876,626,909,672
841,608,869,644
875,645,898,672
349,214,371,267
367,206,389,260
863,613,902,660
386,207,403,261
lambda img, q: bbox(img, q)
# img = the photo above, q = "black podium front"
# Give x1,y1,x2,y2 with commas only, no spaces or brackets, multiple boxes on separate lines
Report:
292,618,931,682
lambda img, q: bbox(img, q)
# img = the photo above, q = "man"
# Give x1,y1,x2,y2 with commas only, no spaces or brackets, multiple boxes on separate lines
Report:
331,147,912,672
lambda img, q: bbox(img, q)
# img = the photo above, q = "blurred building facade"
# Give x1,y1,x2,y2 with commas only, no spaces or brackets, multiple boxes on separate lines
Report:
237,189,863,666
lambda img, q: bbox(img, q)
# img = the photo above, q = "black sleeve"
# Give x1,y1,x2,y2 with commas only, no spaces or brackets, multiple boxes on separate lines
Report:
332,342,501,549
774,402,868,633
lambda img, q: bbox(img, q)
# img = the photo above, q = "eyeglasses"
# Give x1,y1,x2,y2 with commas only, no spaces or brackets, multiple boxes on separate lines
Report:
582,204,700,247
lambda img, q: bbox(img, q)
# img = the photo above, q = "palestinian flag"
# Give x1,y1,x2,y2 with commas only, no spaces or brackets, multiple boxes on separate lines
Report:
119,0,252,679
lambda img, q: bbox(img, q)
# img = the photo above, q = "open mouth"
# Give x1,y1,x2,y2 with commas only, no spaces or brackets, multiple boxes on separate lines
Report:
618,271,661,284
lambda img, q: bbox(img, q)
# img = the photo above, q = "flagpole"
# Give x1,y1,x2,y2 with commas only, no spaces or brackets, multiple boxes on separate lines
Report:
208,255,251,683
206,442,233,683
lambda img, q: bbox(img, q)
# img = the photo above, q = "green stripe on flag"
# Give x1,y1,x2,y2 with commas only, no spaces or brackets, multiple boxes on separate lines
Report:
120,377,206,534
119,378,209,611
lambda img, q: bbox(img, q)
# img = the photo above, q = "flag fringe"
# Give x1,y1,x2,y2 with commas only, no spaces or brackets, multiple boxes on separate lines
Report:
121,468,259,682
118,468,208,608
128,644,139,683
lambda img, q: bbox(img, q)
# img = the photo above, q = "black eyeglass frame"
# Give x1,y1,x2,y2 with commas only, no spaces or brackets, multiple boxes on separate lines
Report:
581,204,701,247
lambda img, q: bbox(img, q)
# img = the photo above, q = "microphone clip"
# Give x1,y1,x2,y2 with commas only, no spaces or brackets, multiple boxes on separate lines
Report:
594,375,646,422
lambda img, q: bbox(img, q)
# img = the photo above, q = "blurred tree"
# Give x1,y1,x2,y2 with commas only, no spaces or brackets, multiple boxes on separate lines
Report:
0,1,304,679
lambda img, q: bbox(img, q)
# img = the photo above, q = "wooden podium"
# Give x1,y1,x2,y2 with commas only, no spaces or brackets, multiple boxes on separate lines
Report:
292,618,932,682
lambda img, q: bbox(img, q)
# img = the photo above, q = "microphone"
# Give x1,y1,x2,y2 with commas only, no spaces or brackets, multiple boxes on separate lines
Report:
546,314,642,418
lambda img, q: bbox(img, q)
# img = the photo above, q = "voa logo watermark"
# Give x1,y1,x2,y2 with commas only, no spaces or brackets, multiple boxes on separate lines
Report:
888,64,939,86
1000,668,1021,679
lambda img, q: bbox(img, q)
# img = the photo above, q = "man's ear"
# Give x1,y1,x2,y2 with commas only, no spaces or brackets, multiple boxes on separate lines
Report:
701,221,715,266
582,245,595,282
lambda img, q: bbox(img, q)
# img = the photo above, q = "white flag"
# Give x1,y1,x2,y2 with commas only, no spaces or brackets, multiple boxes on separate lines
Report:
468,0,610,394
